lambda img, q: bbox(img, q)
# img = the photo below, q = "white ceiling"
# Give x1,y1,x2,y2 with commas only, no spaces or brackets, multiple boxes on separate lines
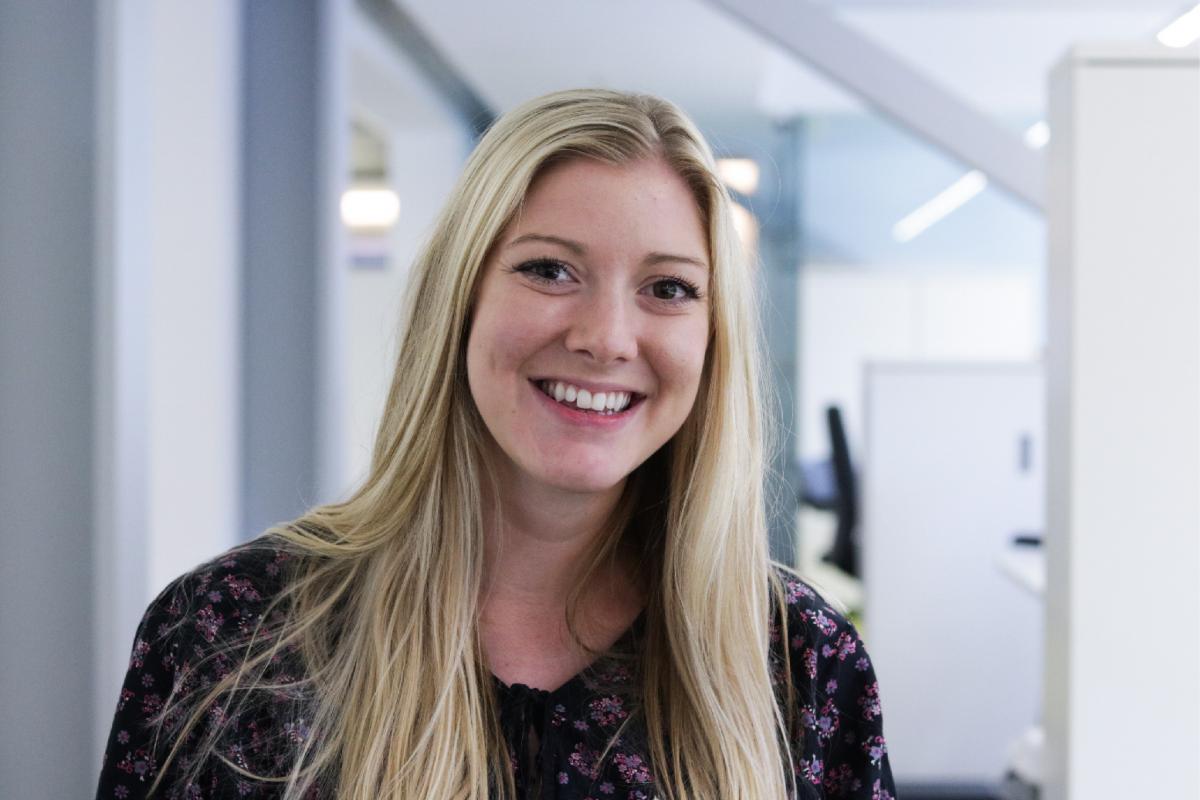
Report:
398,0,1187,119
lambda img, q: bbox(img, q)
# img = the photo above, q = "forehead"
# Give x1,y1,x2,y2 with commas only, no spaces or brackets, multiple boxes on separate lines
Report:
504,157,709,262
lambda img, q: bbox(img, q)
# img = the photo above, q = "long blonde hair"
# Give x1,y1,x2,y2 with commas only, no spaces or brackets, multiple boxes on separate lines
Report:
153,88,800,799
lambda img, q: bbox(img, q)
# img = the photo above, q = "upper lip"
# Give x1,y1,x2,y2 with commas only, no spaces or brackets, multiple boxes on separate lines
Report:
531,377,646,397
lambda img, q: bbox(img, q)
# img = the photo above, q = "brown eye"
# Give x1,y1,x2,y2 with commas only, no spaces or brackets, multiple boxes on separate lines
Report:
650,278,701,303
514,258,571,283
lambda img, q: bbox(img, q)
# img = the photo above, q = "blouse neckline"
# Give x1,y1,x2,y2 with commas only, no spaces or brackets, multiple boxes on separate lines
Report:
490,607,646,698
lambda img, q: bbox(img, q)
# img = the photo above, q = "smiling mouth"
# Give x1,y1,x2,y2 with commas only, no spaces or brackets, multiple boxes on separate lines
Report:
532,379,644,416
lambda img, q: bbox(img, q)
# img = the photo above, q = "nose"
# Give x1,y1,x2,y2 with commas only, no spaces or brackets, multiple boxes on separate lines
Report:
564,291,638,364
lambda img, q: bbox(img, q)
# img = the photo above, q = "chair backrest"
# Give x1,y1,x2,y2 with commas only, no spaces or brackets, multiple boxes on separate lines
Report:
822,405,859,576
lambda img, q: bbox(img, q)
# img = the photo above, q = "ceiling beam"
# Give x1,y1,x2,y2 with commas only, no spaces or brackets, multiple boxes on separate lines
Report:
357,0,495,137
704,0,1045,211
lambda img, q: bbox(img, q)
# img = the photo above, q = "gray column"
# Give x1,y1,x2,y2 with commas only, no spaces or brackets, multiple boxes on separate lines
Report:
757,120,805,566
0,2,97,797
241,0,339,536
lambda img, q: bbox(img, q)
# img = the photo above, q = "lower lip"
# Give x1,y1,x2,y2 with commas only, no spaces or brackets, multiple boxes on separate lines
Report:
528,380,642,429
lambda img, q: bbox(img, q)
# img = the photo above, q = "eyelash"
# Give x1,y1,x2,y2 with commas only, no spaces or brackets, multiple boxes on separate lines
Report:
508,257,704,304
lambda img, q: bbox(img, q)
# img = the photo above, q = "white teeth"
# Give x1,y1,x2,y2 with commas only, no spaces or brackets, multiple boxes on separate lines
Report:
538,380,635,413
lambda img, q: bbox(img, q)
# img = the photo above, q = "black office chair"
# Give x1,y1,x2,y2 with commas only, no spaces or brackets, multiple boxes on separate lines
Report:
799,405,859,577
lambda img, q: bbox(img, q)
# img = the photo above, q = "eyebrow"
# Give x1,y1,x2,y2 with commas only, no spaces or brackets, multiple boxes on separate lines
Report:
506,233,709,271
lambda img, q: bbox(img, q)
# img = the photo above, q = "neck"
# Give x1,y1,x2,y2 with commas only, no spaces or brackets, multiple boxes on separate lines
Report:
481,462,627,611
476,448,648,684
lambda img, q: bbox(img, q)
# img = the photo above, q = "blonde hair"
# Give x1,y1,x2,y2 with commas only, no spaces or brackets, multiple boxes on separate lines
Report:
152,88,801,799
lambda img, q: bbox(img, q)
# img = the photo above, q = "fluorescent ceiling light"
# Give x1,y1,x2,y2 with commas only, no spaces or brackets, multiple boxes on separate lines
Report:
891,121,1044,243
1157,4,1200,48
892,170,988,243
341,188,400,230
717,158,760,196
1023,120,1050,150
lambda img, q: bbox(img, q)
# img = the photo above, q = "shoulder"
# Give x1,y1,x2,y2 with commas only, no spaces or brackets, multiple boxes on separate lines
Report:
138,537,306,717
769,565,863,671
769,565,896,798
148,537,296,642
97,537,302,798
768,563,880,709
128,538,298,678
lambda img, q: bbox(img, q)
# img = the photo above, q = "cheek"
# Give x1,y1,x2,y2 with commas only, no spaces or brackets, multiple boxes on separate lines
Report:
651,321,709,401
466,288,560,393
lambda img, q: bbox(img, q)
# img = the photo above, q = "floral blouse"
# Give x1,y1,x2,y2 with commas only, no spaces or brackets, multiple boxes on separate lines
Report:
96,542,896,799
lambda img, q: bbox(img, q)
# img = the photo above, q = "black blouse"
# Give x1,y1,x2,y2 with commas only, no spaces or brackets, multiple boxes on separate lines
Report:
96,542,896,799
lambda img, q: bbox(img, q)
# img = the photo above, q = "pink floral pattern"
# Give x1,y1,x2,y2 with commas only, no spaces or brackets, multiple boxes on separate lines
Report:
97,546,894,798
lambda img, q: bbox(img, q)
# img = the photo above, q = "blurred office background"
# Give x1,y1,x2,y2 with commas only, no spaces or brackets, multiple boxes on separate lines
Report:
1,1,1197,798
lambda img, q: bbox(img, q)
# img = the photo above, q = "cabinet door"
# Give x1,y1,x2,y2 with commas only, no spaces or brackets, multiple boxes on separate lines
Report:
862,363,1044,785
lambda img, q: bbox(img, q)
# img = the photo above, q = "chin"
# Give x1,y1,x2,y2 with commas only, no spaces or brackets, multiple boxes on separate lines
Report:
539,464,630,496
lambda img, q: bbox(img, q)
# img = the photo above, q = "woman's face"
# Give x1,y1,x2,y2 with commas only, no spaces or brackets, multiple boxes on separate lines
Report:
466,156,710,497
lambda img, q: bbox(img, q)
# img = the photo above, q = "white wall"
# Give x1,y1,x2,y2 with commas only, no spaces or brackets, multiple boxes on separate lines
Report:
94,0,241,763
339,8,470,492
143,3,242,595
798,265,1042,462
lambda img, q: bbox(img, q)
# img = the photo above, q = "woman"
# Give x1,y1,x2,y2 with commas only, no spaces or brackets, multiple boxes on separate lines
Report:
97,89,895,800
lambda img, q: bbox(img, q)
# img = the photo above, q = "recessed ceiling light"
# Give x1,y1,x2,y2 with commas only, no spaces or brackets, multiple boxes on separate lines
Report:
1023,121,1050,150
717,158,760,196
1157,4,1200,48
340,188,400,230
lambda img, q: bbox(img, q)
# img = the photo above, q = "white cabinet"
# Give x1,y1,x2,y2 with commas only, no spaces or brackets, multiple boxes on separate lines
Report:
1044,44,1199,800
862,363,1044,787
